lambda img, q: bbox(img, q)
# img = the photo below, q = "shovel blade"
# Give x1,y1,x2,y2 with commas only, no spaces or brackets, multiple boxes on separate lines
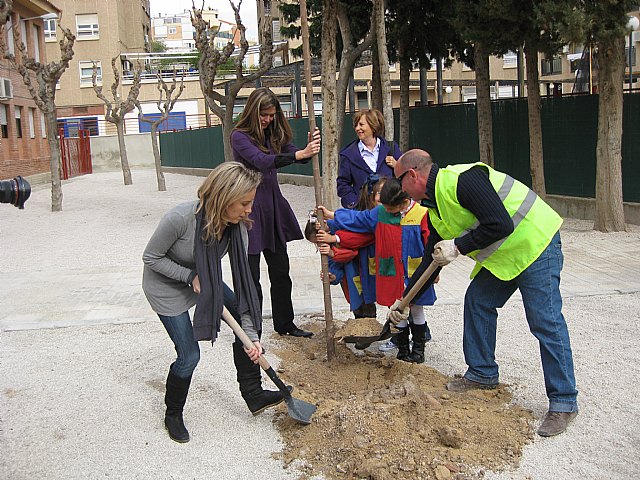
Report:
284,396,317,425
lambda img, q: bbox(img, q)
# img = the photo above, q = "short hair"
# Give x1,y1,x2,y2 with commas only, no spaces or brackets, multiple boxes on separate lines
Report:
234,87,293,154
352,109,385,138
197,162,262,241
379,177,410,207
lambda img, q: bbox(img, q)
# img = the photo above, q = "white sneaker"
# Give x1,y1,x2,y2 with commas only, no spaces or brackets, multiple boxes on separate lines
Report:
378,339,398,352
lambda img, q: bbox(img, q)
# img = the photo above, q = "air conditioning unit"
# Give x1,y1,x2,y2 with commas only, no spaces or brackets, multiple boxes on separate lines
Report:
0,78,13,99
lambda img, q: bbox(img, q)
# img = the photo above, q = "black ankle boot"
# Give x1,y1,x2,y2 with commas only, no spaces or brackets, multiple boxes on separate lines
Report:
232,341,294,415
406,323,427,364
395,326,411,362
243,385,294,415
164,371,192,443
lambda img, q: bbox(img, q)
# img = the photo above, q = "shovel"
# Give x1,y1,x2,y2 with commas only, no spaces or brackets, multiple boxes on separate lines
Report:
341,260,440,349
221,306,317,425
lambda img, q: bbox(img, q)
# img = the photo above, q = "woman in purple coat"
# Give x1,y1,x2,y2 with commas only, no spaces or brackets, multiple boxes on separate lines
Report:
337,109,402,208
231,88,320,338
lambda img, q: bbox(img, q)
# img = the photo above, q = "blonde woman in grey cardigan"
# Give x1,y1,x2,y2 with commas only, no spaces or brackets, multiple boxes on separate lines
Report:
143,162,291,443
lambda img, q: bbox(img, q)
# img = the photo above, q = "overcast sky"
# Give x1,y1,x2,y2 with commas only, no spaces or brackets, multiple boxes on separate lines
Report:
149,0,259,40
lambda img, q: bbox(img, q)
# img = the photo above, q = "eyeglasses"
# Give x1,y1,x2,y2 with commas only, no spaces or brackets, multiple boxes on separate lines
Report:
397,166,418,184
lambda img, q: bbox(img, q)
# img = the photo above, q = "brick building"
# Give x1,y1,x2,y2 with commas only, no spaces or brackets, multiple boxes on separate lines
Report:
0,0,59,180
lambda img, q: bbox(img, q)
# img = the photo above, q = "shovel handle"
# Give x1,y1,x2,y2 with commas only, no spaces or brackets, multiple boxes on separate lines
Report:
397,260,440,311
221,306,271,372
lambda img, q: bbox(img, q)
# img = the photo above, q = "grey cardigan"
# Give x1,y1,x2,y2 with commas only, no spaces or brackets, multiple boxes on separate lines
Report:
142,201,256,339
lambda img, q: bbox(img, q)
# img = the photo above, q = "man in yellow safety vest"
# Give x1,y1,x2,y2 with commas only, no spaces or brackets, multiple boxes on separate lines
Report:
389,148,578,437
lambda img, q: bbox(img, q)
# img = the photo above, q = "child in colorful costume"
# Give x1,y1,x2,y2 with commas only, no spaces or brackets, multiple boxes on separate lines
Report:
318,178,437,363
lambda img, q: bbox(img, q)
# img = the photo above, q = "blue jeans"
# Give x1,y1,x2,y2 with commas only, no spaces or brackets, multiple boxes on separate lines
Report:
159,283,240,378
462,232,578,413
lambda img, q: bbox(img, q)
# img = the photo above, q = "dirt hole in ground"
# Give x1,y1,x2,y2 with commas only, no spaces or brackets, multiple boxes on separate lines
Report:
270,317,534,480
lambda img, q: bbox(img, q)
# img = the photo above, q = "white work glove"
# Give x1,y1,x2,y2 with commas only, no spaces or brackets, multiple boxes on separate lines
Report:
432,239,459,266
387,299,409,325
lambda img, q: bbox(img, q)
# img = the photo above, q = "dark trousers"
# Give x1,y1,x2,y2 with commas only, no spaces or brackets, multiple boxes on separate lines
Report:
248,238,295,334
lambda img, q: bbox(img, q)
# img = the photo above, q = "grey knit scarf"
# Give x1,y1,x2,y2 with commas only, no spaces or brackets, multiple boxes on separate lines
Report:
192,210,262,343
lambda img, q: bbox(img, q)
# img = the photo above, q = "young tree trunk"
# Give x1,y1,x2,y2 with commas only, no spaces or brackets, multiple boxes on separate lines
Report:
371,42,383,111
116,121,133,185
373,0,393,141
474,41,494,167
399,45,410,152
594,37,627,232
45,111,63,212
321,0,339,210
150,123,166,191
223,104,235,162
525,45,545,197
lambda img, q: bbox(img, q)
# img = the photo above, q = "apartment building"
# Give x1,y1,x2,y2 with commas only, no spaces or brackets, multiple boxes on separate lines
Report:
0,0,59,179
43,0,151,136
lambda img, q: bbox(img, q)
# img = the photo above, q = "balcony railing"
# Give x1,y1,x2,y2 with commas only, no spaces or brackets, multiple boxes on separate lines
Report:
626,47,637,67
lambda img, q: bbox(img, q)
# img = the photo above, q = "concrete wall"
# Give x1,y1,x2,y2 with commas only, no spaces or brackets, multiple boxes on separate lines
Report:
546,195,640,227
90,133,155,171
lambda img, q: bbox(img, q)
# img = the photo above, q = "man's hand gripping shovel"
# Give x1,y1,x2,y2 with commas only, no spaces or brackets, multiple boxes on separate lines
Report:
340,260,441,350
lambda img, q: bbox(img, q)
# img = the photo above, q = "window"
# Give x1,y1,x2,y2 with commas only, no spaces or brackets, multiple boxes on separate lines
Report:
503,51,517,68
272,19,281,42
19,19,27,47
32,25,41,62
40,112,47,138
28,108,35,138
0,104,8,138
6,17,14,55
76,13,99,39
79,61,102,87
44,18,56,42
15,106,23,138
168,27,177,34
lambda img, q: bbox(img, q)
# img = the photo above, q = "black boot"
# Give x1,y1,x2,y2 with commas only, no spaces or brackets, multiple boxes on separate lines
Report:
164,370,192,443
406,323,427,364
395,326,411,362
233,341,293,415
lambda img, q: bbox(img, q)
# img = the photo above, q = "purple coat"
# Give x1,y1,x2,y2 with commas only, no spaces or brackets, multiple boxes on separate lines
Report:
337,137,402,208
231,130,303,255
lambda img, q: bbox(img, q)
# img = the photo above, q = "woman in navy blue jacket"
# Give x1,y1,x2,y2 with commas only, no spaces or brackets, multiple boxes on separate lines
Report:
337,109,402,209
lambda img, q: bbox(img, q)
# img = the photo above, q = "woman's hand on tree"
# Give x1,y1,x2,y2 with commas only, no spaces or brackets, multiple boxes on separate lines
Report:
297,127,321,160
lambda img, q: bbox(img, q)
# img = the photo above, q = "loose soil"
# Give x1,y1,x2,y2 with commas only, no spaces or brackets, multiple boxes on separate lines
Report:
271,317,535,480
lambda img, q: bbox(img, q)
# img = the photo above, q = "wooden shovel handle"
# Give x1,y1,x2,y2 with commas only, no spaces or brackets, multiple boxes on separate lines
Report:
221,306,271,371
396,260,440,311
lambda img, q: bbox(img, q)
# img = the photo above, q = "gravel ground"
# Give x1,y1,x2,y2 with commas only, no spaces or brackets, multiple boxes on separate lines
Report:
1,168,639,479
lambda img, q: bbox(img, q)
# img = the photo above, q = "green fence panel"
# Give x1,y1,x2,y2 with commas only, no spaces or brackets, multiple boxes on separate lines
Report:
492,98,532,185
541,95,598,198
159,127,225,169
408,103,480,167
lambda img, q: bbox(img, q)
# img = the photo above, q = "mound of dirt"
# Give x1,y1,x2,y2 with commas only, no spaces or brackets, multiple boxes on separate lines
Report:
270,318,534,480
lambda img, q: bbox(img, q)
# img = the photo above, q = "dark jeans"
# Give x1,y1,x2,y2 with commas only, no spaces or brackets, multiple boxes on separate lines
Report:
158,282,240,378
248,238,295,334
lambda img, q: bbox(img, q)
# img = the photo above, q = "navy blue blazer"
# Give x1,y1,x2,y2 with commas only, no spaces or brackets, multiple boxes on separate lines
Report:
337,137,402,208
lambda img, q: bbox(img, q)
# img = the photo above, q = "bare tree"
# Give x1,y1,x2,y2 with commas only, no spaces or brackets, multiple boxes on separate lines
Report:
92,57,142,185
373,0,393,142
335,3,375,147
525,45,545,197
0,3,75,212
191,0,274,161
135,72,185,191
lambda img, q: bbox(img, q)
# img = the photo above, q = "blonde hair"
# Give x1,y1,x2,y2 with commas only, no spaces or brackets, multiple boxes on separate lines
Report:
196,162,262,241
353,109,385,138
234,87,293,154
